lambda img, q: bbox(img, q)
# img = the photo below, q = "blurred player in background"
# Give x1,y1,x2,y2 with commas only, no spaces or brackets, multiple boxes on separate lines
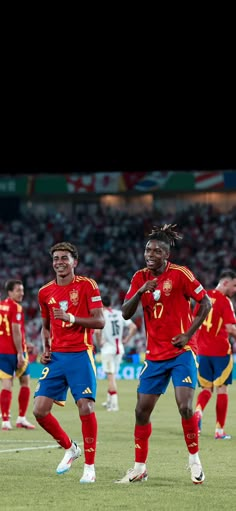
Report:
33,242,105,483
116,224,211,485
0,279,35,430
194,269,236,439
95,295,137,411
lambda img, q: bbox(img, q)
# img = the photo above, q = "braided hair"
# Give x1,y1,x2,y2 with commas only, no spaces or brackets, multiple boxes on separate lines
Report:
148,224,183,247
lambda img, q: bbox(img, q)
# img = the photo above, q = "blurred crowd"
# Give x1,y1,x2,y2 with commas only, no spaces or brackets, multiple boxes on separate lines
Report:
1,201,236,359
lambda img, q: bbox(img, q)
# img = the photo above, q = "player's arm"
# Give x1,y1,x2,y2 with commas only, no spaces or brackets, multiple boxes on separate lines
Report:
38,291,51,363
53,307,105,329
225,323,236,338
187,294,212,336
94,329,104,347
40,317,51,364
123,321,138,345
172,294,212,348
122,278,158,319
12,322,25,369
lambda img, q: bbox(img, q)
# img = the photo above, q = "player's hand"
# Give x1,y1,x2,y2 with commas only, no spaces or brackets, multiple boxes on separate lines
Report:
40,351,51,364
53,308,70,321
17,353,25,368
171,333,189,348
139,278,158,295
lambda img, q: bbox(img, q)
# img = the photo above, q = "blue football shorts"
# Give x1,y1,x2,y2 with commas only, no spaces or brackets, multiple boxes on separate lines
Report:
197,354,233,388
34,351,97,405
0,352,30,379
138,350,198,395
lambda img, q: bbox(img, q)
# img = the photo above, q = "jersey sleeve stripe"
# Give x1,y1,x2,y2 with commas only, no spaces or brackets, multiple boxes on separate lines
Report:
169,264,195,281
75,276,98,289
38,280,55,292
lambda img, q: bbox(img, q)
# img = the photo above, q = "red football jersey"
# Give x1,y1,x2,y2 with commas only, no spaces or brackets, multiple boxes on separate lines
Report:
38,275,103,352
125,262,207,361
194,289,236,356
0,298,27,354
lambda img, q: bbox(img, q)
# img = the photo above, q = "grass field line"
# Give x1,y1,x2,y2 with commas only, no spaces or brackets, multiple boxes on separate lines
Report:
0,444,61,453
0,439,85,452
0,439,58,443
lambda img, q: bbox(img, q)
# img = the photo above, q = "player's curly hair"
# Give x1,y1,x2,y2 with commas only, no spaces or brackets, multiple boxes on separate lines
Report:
49,242,79,260
148,224,183,247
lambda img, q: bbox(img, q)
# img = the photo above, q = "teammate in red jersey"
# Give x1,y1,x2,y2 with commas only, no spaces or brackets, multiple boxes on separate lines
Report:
115,224,211,485
194,269,236,439
33,242,105,483
0,279,35,430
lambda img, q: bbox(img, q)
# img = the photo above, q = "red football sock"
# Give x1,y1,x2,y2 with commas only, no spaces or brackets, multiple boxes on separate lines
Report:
134,423,152,463
80,412,97,465
196,389,212,412
182,415,199,454
0,389,12,420
216,393,228,429
36,413,71,449
108,391,117,395
18,386,30,417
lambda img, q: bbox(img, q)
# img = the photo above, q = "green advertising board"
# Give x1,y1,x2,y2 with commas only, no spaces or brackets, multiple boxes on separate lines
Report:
34,175,67,194
0,176,28,195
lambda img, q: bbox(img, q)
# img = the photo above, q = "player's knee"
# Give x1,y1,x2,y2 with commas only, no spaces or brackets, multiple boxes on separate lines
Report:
33,397,51,418
178,404,192,419
135,405,150,424
33,407,46,419
77,398,95,415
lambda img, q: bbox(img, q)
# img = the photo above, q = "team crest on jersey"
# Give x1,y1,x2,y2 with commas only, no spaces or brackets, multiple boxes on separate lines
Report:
153,289,161,301
163,279,172,295
59,301,68,311
70,289,79,305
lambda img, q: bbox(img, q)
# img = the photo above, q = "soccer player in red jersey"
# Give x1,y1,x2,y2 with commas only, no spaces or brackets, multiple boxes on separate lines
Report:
194,269,236,439
33,242,105,483
0,279,35,430
115,225,211,485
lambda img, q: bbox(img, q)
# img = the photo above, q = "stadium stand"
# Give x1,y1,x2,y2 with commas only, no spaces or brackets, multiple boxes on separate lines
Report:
0,201,236,357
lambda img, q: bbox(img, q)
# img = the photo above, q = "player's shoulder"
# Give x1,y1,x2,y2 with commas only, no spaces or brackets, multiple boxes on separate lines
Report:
168,262,195,281
208,289,219,298
110,308,123,317
105,307,121,316
13,301,23,313
225,295,234,309
0,298,10,311
213,291,235,313
38,280,56,294
132,267,149,279
74,275,99,289
210,289,229,302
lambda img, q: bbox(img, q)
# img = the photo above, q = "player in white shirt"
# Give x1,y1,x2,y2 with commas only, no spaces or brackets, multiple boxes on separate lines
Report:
95,295,137,411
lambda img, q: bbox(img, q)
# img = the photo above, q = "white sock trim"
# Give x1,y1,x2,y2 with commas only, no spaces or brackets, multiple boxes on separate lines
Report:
189,453,200,464
134,462,146,471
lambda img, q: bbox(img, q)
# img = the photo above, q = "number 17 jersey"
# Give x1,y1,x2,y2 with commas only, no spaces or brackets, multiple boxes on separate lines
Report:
125,262,207,361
